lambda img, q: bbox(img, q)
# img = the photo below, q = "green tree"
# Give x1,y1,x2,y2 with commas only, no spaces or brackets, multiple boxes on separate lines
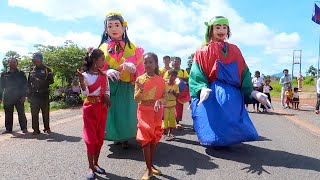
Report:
34,40,86,84
18,55,33,72
306,65,318,77
187,53,194,69
2,51,21,72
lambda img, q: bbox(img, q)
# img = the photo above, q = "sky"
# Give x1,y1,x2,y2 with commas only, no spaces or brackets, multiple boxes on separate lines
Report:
0,0,319,76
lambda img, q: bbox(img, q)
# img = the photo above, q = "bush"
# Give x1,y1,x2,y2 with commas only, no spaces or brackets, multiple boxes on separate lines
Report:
50,101,68,110
303,76,315,86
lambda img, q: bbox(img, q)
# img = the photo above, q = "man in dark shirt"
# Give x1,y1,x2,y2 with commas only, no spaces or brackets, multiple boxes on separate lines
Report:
28,52,54,135
0,58,28,134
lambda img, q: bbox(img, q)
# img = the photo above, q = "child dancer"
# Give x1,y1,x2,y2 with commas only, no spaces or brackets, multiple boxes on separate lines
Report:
285,87,293,109
162,69,179,141
134,52,167,180
293,87,300,110
77,48,111,180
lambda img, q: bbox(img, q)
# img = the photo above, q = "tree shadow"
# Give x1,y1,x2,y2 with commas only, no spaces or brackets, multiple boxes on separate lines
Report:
107,140,218,176
11,131,82,142
206,143,320,175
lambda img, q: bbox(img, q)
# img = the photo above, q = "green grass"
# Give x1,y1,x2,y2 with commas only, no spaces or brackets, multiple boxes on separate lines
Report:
269,78,315,98
0,101,70,112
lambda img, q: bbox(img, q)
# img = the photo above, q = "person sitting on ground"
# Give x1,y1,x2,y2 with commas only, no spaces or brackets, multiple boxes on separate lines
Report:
72,80,81,97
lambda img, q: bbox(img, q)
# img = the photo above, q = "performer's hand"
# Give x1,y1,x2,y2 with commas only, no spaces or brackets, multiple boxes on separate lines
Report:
136,81,144,92
169,90,177,97
154,100,162,112
104,95,112,108
76,69,84,82
251,90,273,110
119,62,136,74
107,69,120,82
197,88,212,106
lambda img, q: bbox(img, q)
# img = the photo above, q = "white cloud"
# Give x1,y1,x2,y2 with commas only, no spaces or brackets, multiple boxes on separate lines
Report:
0,23,100,55
264,32,300,55
5,0,302,70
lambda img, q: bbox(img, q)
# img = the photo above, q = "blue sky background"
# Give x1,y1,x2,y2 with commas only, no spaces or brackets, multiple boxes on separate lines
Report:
0,0,319,76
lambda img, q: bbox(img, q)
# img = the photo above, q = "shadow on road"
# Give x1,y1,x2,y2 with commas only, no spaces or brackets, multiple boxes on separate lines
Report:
262,111,296,116
11,132,82,142
173,124,196,137
107,139,218,176
257,136,272,142
206,143,320,175
96,172,134,180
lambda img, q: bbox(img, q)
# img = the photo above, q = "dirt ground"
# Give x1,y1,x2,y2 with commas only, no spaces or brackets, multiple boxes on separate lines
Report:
272,97,316,107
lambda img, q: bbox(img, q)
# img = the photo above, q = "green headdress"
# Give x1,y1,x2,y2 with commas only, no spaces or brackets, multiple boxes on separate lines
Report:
204,16,229,44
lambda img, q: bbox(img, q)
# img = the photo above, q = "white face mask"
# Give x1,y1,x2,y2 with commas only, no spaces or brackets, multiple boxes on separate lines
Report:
213,24,228,42
106,20,125,40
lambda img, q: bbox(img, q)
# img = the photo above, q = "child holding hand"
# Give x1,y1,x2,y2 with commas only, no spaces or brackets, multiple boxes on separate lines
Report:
162,70,179,141
134,52,168,180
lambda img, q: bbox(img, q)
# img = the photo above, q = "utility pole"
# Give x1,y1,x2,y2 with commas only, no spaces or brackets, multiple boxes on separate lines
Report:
292,50,302,91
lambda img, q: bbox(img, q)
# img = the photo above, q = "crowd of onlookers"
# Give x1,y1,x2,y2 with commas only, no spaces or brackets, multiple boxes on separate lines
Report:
247,68,320,115
0,53,54,135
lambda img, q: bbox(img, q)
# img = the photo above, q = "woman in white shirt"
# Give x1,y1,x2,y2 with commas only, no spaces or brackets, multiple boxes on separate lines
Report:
251,71,264,112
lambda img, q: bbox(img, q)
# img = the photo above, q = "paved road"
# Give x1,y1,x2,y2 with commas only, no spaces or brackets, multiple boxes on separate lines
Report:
0,104,320,180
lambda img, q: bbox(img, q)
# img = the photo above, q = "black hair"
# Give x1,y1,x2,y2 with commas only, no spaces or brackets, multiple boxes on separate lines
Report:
32,52,43,61
8,57,18,65
143,52,159,75
168,69,178,76
208,16,231,41
255,71,260,74
173,56,181,62
83,48,104,72
163,55,170,60
283,69,289,72
294,87,299,91
99,14,131,49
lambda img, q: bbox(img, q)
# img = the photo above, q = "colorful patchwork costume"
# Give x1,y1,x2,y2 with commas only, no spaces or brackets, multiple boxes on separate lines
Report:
189,17,258,146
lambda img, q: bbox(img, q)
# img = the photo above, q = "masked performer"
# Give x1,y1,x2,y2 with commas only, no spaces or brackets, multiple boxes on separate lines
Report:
99,12,144,148
189,16,270,146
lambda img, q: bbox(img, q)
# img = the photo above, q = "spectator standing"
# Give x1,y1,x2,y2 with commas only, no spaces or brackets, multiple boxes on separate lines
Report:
0,58,28,134
279,69,292,108
316,77,320,114
252,71,264,112
28,52,54,135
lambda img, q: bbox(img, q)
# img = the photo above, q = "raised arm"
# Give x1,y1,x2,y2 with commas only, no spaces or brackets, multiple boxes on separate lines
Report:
134,79,144,103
